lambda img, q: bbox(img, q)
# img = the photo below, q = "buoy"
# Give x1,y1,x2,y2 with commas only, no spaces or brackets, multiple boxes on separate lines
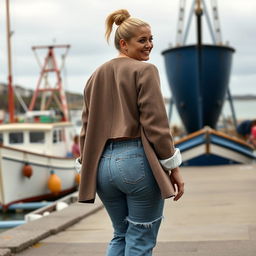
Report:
22,163,33,178
75,173,80,185
47,170,62,195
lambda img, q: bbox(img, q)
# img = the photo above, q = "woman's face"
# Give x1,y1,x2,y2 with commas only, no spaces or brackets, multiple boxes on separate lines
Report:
121,26,153,61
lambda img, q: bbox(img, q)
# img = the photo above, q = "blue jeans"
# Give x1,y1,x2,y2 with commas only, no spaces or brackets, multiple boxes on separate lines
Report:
97,138,164,256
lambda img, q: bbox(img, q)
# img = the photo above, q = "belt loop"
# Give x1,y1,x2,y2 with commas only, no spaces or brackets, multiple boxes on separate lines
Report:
109,141,113,150
138,139,142,147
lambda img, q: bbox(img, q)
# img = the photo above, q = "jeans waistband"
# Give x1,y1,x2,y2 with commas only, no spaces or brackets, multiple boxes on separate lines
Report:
105,137,142,150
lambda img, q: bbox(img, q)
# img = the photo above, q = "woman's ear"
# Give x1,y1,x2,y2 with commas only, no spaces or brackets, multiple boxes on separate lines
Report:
119,39,128,51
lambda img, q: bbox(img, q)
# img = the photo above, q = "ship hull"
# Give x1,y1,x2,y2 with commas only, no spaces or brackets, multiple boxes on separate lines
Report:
0,146,77,210
175,128,256,166
162,44,235,133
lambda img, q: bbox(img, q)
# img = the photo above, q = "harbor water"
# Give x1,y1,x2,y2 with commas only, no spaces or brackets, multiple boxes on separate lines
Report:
0,210,29,233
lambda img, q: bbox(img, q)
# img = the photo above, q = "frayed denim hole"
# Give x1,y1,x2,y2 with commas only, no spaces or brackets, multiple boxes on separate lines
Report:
124,216,164,228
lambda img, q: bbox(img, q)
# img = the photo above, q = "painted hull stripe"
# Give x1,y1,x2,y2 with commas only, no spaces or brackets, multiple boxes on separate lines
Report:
2,156,75,170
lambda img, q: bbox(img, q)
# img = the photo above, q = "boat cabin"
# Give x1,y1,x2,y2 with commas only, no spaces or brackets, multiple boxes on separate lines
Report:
0,122,76,157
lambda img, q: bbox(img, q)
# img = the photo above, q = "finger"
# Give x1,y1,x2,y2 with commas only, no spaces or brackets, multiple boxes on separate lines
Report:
170,176,177,193
174,191,184,201
174,187,184,201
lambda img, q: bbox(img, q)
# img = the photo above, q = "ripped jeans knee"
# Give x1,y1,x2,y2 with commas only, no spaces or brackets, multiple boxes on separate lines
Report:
125,215,164,228
123,215,163,256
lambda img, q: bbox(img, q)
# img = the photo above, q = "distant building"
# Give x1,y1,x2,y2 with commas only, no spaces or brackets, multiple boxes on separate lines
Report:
0,83,33,98
14,85,33,98
0,83,7,95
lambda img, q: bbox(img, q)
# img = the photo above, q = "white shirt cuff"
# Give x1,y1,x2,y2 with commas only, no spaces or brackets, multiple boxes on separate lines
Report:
75,158,82,173
159,148,182,170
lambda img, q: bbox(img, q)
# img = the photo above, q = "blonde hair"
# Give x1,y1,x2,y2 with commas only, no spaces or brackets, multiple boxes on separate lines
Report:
105,9,149,50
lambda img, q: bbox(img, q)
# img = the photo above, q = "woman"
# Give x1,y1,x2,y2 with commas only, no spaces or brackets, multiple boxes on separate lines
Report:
72,135,80,158
78,9,184,256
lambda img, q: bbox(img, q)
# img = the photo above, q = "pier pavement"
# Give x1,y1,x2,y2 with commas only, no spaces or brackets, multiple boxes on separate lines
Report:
1,164,256,256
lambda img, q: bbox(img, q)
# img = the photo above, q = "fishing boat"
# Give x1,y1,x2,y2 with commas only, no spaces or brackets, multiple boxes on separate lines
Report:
163,0,256,165
175,127,255,166
0,45,79,211
0,121,78,211
0,1,79,210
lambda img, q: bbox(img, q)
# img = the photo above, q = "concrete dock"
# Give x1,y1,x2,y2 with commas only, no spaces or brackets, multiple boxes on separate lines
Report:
1,164,256,255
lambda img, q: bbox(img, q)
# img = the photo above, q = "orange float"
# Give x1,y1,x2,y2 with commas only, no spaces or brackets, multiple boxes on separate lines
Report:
22,163,33,178
75,173,80,185
47,170,62,195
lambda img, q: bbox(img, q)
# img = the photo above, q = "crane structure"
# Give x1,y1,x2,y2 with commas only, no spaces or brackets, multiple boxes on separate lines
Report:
210,0,222,44
28,45,70,122
175,0,223,46
176,0,186,46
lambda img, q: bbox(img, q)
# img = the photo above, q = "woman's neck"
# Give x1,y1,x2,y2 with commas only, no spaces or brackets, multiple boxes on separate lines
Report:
117,52,130,58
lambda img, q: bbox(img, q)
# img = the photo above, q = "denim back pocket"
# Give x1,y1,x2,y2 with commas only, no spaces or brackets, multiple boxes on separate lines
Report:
115,153,145,184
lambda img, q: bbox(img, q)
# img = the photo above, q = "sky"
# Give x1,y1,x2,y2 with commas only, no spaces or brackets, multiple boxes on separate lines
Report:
0,0,255,98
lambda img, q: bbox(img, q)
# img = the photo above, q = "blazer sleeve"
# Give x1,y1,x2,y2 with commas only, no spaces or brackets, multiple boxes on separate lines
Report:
137,64,182,169
79,88,89,162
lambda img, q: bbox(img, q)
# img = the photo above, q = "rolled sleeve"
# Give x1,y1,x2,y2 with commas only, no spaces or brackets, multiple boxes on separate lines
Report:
159,148,182,170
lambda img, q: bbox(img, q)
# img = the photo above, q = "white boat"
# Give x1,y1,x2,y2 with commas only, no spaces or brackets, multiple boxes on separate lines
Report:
1,5,79,211
0,121,78,210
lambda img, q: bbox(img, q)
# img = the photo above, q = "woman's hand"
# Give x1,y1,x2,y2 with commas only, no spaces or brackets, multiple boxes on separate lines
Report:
169,167,185,201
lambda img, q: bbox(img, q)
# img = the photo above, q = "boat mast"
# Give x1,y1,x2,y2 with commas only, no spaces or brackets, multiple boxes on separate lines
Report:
6,0,15,123
195,0,203,46
195,0,204,128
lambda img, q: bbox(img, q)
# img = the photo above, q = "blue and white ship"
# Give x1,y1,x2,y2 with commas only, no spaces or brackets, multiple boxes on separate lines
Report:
162,0,255,165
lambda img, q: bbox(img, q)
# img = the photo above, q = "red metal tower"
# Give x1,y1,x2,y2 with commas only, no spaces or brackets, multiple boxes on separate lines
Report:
28,45,70,122
6,0,15,123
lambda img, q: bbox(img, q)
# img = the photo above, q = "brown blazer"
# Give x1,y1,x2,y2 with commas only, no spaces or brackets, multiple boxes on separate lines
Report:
79,57,176,203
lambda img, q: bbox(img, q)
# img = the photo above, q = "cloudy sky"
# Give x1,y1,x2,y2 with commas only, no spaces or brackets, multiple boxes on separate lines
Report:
0,0,255,98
